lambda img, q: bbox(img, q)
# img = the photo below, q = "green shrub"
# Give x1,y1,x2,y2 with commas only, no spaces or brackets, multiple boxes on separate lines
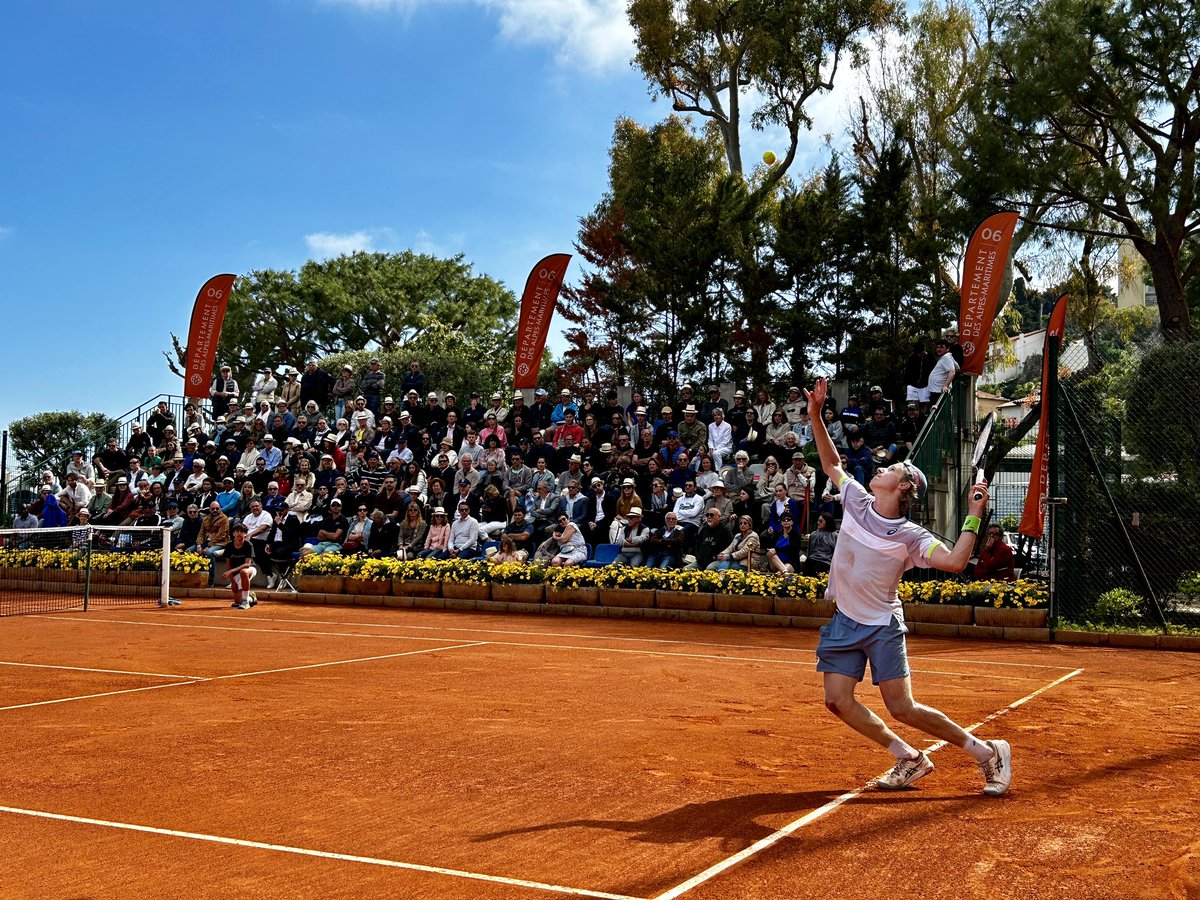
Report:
1178,571,1200,597
1093,588,1144,625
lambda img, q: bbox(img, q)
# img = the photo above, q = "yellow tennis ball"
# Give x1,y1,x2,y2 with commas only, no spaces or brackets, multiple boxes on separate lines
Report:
763,151,776,165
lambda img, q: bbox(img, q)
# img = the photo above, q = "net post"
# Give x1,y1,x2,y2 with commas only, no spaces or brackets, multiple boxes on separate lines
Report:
160,526,171,607
83,526,93,612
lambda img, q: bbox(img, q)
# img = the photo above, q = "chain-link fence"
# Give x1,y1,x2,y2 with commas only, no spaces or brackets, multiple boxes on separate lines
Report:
1053,335,1200,633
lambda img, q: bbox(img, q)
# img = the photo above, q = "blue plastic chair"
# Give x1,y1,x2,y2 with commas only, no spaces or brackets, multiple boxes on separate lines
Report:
582,543,621,568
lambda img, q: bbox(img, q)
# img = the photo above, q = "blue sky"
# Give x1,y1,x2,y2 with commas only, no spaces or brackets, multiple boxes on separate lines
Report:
0,0,854,448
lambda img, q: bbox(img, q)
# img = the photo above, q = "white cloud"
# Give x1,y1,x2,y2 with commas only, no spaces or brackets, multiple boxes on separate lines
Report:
305,230,377,256
481,0,634,73
318,0,634,74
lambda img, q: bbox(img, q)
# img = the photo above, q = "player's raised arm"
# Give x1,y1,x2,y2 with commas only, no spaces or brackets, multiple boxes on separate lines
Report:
928,481,990,573
805,378,848,486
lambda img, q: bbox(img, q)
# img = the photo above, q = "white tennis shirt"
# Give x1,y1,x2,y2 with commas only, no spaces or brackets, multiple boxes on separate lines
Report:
825,476,940,626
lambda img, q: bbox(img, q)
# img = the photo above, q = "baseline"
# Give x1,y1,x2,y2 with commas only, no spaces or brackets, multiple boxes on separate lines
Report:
37,614,1043,682
651,666,1086,900
0,805,642,900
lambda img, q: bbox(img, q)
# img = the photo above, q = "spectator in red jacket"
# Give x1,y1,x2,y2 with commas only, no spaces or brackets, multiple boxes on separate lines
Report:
974,525,1017,581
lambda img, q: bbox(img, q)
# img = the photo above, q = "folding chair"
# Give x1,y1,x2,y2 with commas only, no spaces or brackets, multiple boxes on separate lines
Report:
274,552,301,593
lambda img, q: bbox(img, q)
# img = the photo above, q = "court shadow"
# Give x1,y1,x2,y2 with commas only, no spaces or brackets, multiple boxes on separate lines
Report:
475,790,849,849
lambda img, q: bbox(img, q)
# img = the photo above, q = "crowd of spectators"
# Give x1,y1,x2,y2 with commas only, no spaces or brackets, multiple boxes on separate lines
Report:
17,326,1013,583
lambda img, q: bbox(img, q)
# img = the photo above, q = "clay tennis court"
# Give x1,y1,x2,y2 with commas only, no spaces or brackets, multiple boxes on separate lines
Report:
1,601,1195,898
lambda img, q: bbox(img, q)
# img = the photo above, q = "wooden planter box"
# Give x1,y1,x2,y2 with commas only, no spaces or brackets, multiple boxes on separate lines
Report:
296,574,345,594
714,593,774,615
545,586,599,606
126,571,159,587
171,572,207,589
598,588,657,609
973,606,1049,628
346,578,392,596
491,583,545,604
442,582,491,602
905,603,974,625
774,597,834,618
88,570,116,585
393,578,441,598
656,590,714,612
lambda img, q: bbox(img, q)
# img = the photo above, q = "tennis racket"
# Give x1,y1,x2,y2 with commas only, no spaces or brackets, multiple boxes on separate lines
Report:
970,413,996,502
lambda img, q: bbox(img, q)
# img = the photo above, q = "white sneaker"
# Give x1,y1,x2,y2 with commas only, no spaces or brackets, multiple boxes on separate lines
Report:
979,740,1012,796
877,752,934,790
235,599,252,610
265,576,276,590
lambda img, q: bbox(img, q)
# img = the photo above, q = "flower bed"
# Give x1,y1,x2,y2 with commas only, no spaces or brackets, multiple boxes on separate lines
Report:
4,546,1050,620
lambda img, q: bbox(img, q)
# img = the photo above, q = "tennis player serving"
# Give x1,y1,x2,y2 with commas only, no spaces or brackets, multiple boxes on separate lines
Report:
805,378,1011,795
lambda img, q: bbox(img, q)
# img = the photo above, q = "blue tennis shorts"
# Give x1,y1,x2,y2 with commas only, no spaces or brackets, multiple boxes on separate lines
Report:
816,609,910,685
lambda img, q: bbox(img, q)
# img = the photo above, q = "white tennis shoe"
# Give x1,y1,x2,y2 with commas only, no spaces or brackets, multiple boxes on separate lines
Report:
979,740,1012,796
877,752,934,790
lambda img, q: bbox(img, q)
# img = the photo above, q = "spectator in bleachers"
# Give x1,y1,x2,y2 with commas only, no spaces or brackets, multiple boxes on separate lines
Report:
780,386,805,424
803,512,838,575
765,513,801,574
753,387,776,423
707,514,761,572
673,480,707,535
13,503,38,530
443,501,481,559
846,432,874,486
928,339,959,395
840,395,865,431
974,524,1017,582
822,406,846,450
643,511,685,569
612,508,649,566
542,513,587,567
419,507,450,558
732,486,761,532
66,449,95,490
209,365,238,416
721,450,756,497
146,400,176,446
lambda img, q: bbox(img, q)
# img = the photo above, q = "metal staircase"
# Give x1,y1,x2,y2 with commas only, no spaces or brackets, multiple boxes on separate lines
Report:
3,394,196,517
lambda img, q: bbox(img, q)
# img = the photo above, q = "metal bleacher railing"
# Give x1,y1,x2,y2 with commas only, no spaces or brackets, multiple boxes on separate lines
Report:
3,394,193,519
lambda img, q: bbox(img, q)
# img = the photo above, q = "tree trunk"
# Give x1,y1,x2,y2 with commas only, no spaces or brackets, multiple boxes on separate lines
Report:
1137,235,1193,341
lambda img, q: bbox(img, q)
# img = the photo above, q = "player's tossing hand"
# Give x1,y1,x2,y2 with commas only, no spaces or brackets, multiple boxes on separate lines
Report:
804,378,827,421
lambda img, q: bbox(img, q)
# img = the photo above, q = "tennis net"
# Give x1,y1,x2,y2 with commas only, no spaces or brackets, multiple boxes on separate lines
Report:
0,524,171,617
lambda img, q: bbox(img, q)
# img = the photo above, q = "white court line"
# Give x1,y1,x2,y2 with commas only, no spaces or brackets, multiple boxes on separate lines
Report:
32,615,457,644
164,610,1077,671
0,805,641,900
210,642,488,681
0,680,204,713
35,616,1039,682
652,666,1085,900
0,641,487,713
0,660,203,680
484,641,1045,683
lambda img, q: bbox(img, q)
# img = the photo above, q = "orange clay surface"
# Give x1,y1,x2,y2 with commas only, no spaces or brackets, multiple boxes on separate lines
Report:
0,600,1196,899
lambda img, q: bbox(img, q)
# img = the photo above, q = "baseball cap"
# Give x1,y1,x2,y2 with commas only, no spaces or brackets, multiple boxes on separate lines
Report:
871,384,883,392
661,406,672,414
383,396,394,404
535,388,548,396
